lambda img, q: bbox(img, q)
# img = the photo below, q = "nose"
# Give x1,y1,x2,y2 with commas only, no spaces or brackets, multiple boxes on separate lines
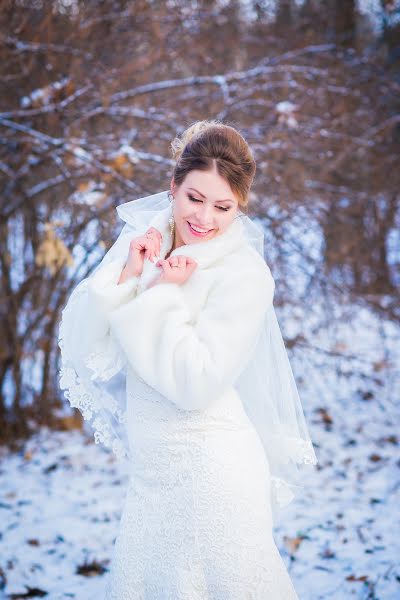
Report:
195,203,214,228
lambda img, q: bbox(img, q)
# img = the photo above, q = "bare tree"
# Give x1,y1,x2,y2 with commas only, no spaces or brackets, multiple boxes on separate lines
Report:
0,0,398,448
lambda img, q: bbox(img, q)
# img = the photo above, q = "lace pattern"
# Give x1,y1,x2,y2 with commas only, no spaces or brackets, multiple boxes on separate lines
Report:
58,280,131,461
104,399,300,599
287,436,318,465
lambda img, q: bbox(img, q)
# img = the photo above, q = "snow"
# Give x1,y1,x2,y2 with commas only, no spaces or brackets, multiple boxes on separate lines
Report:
20,77,71,109
279,301,400,599
0,428,130,599
276,101,299,114
1,292,398,598
69,180,106,207
1,205,399,598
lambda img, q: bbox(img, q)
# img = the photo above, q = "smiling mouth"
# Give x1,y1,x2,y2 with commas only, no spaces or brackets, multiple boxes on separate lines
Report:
187,221,214,236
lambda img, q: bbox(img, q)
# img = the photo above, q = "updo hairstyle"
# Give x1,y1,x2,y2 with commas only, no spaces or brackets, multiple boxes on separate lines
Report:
170,119,256,210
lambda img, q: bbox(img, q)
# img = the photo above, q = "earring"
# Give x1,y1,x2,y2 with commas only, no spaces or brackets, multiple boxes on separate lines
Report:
168,191,175,237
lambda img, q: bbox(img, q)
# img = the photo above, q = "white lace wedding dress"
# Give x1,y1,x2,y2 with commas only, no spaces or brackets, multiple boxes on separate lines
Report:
104,374,299,599
59,203,302,599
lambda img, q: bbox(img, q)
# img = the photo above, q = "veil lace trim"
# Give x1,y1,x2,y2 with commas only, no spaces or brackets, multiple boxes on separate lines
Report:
58,280,132,461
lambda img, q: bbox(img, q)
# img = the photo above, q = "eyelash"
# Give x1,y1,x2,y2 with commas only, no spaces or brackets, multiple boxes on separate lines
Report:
188,194,230,212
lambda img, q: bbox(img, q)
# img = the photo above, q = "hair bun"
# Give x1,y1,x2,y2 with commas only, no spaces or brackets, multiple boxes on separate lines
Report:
170,119,223,162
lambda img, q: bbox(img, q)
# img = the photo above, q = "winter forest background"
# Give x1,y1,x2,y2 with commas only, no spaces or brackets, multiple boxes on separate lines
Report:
0,1,399,598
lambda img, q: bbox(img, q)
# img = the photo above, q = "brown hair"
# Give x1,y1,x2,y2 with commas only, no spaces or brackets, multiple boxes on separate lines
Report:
170,119,256,209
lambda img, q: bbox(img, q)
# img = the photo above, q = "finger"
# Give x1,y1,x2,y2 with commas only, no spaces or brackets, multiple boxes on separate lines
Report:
147,227,163,245
149,240,158,262
130,238,144,252
135,237,152,255
153,238,161,262
147,226,162,238
180,255,195,268
144,239,157,262
145,228,161,254
156,259,168,270
162,259,173,274
187,260,198,275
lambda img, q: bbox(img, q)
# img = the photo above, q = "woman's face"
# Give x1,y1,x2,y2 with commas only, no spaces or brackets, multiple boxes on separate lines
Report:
170,169,239,247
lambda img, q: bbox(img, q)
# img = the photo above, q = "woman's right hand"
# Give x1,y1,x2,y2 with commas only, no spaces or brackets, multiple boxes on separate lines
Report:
118,227,162,282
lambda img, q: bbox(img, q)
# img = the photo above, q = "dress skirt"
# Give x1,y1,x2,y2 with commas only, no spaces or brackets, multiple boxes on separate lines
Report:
104,373,299,599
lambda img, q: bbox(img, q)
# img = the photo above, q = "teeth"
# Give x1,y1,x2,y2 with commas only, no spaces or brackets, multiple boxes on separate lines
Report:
190,223,209,233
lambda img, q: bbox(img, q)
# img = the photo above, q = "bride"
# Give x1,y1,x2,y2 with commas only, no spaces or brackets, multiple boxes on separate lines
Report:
58,119,318,599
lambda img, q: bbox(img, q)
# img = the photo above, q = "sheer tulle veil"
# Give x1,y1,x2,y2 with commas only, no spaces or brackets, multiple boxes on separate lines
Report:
58,189,318,523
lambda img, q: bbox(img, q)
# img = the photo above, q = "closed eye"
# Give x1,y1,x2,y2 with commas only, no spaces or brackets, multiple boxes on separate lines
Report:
188,194,230,212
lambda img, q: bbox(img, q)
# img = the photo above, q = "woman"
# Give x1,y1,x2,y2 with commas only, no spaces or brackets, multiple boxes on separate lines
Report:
58,119,317,598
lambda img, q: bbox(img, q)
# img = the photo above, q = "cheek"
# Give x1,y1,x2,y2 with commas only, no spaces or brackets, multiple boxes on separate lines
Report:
175,212,190,231
177,204,195,220
174,209,192,238
215,221,230,235
174,203,189,220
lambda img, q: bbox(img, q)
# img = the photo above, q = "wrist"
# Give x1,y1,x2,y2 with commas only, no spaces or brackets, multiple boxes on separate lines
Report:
118,265,141,284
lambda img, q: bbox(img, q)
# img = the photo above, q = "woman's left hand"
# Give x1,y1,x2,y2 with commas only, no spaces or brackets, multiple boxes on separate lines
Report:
149,255,198,288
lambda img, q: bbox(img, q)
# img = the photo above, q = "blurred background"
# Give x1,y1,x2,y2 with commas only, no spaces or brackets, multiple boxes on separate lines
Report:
0,1,399,598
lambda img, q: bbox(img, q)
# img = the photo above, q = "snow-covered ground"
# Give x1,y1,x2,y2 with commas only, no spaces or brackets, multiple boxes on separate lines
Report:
1,293,399,599
283,309,400,600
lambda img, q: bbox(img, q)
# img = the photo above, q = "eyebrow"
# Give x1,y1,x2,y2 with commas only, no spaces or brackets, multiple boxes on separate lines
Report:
187,187,235,204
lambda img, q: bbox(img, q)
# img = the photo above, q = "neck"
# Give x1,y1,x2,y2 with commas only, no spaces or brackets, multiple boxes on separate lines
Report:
171,227,184,251
164,228,182,260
